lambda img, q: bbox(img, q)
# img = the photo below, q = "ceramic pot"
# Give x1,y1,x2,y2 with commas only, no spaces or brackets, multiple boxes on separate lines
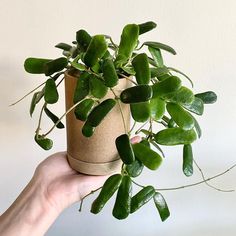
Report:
64,72,130,175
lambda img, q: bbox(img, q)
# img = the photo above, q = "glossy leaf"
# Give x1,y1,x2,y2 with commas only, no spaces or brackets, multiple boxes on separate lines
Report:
126,159,144,177
163,86,194,105
112,176,132,220
30,91,44,116
132,143,162,170
102,59,118,87
44,57,68,76
150,97,166,120
44,107,64,128
166,103,194,130
73,72,90,103
44,79,59,104
55,43,72,51
152,76,182,98
143,41,176,55
153,192,170,222
91,174,122,214
130,102,150,122
84,35,107,67
150,67,169,78
154,128,197,146
34,135,53,150
116,134,135,164
148,47,163,67
183,144,193,177
82,121,95,137
24,58,51,74
120,85,152,104
74,99,95,121
71,61,86,71
183,96,204,115
138,21,157,35
195,91,217,104
87,99,116,127
131,186,155,213
192,115,202,138
132,53,150,85
89,76,108,99
76,29,92,51
116,24,139,66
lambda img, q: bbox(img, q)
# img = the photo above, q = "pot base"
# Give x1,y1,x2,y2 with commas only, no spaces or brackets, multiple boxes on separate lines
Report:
67,152,122,175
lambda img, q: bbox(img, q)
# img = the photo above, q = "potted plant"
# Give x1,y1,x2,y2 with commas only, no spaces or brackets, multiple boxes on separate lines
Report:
13,21,218,220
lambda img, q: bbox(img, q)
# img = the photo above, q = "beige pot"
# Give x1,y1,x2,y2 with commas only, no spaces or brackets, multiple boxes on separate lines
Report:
64,72,130,175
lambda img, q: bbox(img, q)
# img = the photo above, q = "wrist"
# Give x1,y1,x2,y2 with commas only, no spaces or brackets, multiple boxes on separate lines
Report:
0,175,59,236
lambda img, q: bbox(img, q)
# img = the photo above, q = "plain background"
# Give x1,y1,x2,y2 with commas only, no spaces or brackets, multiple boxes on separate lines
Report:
1,0,236,235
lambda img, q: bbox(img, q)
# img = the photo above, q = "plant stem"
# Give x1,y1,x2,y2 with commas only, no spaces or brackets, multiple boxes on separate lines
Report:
118,74,137,85
10,81,46,106
110,88,128,134
128,121,136,135
35,103,46,137
42,100,81,137
156,164,236,191
79,186,102,212
193,159,234,192
135,120,150,134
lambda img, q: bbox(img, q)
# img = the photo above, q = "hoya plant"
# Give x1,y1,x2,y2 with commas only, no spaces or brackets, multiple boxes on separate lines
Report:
14,21,218,221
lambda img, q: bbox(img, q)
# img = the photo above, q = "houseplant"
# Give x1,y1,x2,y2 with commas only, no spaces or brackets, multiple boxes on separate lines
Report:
13,21,218,220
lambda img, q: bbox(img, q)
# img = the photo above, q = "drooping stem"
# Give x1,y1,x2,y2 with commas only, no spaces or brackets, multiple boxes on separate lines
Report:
193,159,234,192
35,103,47,137
79,186,102,212
42,100,82,137
10,81,46,106
128,121,136,135
135,120,149,134
156,164,236,191
110,88,128,134
118,74,137,85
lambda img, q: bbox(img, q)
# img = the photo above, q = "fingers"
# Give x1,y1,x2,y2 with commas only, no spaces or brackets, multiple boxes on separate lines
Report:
130,135,142,144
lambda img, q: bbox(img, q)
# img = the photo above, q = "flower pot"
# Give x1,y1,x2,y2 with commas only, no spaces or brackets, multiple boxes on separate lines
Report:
64,72,130,175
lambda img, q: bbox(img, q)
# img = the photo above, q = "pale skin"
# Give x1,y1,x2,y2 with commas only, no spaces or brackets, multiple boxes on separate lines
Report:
0,136,141,236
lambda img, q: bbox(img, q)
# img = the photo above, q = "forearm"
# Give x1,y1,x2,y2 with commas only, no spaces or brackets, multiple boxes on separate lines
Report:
0,176,59,236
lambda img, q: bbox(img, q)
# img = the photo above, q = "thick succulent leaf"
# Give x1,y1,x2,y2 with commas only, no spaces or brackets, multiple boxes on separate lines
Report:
143,41,176,55
24,58,52,74
153,192,170,222
44,107,64,128
148,47,164,67
130,102,150,122
138,21,157,35
44,79,59,104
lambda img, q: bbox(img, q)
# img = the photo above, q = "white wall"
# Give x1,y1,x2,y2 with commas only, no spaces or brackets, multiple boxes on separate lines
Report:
1,0,236,235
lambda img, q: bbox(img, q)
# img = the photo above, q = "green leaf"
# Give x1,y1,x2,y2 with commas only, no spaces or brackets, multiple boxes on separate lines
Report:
163,86,194,105
44,107,64,129
120,85,153,104
148,47,164,67
91,174,122,214
132,53,150,85
30,90,44,117
131,186,155,213
82,121,95,137
112,176,132,220
84,35,108,67
153,192,170,222
76,29,92,51
183,144,193,177
55,43,72,51
74,99,95,121
130,102,150,122
150,67,169,78
166,103,194,130
44,57,68,76
89,76,108,99
87,99,116,127
116,134,135,164
195,91,217,104
73,72,90,103
132,143,162,170
183,96,204,115
154,128,197,146
71,61,86,71
34,135,53,150
152,76,182,98
44,79,59,104
121,66,136,75
138,21,157,35
24,58,52,74
126,159,144,177
116,24,139,66
143,41,176,55
102,59,119,87
191,115,202,138
150,97,166,120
